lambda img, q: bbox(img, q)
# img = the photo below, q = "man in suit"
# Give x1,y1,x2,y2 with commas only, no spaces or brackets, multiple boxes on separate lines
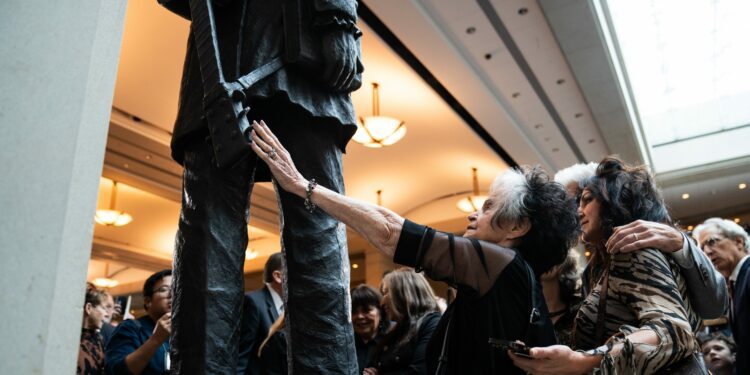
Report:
157,0,363,373
237,252,283,375
695,218,750,374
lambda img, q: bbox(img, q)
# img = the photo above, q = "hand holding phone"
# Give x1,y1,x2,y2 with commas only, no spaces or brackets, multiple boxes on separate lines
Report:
488,338,532,358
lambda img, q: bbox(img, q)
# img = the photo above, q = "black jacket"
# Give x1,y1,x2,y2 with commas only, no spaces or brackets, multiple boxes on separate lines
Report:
238,286,279,375
370,312,441,375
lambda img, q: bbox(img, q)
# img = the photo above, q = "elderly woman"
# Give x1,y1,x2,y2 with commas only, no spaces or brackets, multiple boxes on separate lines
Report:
249,120,579,373
512,157,700,374
78,286,111,374
351,284,388,373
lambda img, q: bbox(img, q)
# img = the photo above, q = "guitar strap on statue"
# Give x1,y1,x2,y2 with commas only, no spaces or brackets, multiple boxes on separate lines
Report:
187,0,284,169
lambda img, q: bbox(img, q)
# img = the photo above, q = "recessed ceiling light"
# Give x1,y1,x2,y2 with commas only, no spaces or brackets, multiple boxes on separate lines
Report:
556,79,565,85
352,263,359,269
740,183,747,190
466,26,476,34
687,225,694,231
584,251,591,257
734,218,741,223
682,193,690,199
512,92,520,98
518,7,528,15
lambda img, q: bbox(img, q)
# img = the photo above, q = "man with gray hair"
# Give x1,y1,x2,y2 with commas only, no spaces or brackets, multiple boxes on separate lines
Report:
694,218,750,374
554,162,727,320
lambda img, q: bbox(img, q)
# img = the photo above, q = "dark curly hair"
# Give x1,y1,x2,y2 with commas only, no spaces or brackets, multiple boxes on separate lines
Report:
351,284,387,334
512,166,580,276
581,157,671,241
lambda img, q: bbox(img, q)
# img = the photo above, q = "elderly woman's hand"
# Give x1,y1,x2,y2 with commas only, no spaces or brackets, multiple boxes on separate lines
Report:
509,345,600,375
250,120,307,197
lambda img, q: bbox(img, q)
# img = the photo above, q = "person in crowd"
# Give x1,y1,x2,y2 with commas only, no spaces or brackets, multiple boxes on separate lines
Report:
363,269,441,375
512,157,700,374
99,293,118,347
554,162,728,320
698,332,736,375
78,287,111,374
258,313,287,375
694,217,750,374
238,252,284,375
351,284,387,373
106,269,171,375
249,120,578,374
539,250,581,346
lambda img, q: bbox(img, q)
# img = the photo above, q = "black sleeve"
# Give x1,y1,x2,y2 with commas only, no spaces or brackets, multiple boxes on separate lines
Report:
394,219,516,297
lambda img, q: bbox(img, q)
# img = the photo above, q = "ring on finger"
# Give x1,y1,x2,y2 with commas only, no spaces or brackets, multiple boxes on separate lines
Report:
267,149,277,160
633,233,638,241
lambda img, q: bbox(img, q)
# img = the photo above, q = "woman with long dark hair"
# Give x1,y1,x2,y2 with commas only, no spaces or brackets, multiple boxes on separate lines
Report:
512,157,700,374
364,268,441,375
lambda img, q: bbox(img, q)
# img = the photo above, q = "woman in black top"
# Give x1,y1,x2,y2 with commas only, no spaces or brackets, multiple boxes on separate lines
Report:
249,120,579,374
351,284,388,373
364,269,441,375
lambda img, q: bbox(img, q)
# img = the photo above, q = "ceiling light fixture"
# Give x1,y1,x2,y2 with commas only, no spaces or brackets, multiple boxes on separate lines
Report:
352,82,406,148
740,183,747,190
94,181,133,227
735,218,741,223
456,167,488,213
681,193,690,200
91,263,126,289
92,277,119,288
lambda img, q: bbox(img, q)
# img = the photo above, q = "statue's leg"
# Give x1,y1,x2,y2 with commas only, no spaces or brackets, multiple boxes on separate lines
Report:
263,108,358,374
171,137,255,375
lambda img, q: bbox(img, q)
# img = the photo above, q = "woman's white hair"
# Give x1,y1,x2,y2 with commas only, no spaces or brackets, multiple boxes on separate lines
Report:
693,217,750,253
488,168,530,226
553,162,598,188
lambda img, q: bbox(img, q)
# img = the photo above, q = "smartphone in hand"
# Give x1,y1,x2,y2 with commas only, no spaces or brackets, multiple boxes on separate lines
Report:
488,338,532,358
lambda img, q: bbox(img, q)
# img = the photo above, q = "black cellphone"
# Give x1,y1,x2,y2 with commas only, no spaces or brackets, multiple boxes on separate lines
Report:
488,338,532,358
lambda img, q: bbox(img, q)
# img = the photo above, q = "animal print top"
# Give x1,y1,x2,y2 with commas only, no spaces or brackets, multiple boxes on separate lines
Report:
77,328,105,375
573,248,700,374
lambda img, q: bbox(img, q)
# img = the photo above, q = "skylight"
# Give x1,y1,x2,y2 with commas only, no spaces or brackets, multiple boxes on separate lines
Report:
602,0,750,172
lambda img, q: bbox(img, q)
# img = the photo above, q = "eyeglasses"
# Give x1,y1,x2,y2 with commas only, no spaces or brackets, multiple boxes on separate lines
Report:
152,285,172,295
700,236,726,250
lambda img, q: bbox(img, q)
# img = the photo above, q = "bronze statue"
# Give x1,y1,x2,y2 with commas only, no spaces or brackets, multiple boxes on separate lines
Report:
157,0,363,373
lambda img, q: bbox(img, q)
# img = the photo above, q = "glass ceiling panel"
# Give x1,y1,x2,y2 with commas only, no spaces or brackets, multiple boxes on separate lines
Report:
604,0,750,172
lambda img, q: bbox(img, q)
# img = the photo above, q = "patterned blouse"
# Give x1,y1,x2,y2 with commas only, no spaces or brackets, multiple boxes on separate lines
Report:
78,328,105,375
573,248,700,373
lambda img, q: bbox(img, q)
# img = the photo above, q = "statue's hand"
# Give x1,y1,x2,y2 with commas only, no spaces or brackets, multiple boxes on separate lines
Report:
321,29,358,92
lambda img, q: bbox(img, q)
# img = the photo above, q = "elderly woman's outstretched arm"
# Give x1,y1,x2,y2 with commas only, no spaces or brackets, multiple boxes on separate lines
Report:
250,120,404,257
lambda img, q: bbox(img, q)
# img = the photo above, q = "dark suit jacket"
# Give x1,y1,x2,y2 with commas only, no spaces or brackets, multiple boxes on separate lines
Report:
238,286,279,375
157,0,361,168
731,258,750,375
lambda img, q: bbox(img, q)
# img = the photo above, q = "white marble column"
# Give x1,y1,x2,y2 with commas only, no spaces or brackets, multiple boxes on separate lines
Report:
0,1,127,373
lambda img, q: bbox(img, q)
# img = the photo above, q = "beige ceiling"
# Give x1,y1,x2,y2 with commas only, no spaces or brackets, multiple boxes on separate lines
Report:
91,0,750,288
